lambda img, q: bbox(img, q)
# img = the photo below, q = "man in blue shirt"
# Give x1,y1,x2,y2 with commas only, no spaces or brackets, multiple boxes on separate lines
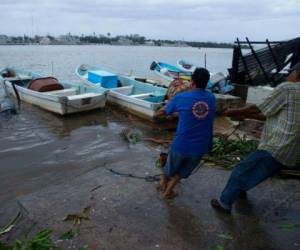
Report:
154,68,216,199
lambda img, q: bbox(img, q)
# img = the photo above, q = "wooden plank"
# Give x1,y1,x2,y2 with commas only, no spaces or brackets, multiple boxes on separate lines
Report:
236,38,253,85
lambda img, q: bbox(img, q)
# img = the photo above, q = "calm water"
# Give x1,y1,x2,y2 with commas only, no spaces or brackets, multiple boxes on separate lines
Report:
0,45,233,82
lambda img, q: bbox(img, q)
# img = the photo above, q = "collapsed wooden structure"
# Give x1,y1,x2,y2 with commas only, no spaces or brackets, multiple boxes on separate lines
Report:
228,37,300,87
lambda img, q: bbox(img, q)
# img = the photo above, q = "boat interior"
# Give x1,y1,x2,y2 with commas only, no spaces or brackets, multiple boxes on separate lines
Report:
1,69,33,88
77,65,167,103
3,77,32,87
1,69,105,99
112,76,167,103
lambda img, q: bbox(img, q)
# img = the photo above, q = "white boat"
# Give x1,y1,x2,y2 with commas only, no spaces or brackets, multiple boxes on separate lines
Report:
149,61,235,94
0,68,107,115
177,59,197,72
75,64,167,120
149,61,192,85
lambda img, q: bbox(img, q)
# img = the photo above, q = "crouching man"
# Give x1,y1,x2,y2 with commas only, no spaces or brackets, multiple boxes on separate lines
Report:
154,68,216,199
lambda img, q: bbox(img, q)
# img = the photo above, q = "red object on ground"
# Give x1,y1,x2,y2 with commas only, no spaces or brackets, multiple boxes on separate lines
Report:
28,77,64,92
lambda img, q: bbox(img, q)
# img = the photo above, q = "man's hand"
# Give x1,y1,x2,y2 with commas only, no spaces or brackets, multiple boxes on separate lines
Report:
153,106,167,121
223,104,266,121
223,108,245,120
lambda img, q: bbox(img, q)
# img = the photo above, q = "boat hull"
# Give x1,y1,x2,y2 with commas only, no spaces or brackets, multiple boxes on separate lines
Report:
75,64,167,120
1,68,107,115
107,91,161,120
177,60,197,72
150,61,192,86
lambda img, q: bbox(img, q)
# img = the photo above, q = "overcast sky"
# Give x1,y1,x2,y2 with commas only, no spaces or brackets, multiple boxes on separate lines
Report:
0,0,299,42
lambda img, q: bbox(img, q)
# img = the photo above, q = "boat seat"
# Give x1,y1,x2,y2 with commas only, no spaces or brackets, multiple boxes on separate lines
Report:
4,76,32,82
28,77,64,92
130,93,154,99
45,88,77,96
67,92,100,100
111,85,133,95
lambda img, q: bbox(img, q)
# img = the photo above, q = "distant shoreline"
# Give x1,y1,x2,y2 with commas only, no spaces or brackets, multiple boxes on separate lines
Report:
0,44,236,49
0,34,249,48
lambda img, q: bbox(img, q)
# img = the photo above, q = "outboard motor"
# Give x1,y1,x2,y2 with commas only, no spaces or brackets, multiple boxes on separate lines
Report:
0,79,17,119
0,96,17,117
150,61,158,71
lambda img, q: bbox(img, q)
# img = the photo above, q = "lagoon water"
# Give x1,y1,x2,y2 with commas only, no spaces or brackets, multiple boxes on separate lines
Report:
0,45,233,82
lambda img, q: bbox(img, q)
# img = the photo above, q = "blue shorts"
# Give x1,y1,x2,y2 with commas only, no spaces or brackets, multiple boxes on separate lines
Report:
164,150,202,178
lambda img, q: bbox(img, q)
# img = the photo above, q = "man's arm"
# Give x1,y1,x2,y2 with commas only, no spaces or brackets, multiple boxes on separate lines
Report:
257,84,287,118
224,104,266,121
154,95,178,120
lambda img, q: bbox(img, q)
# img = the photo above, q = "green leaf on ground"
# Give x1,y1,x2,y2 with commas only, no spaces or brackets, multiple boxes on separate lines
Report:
10,229,56,250
119,128,141,144
77,245,89,250
279,223,299,230
0,225,14,236
59,229,80,240
63,206,91,225
0,241,12,250
215,245,225,250
205,136,259,168
217,233,233,240
0,211,21,236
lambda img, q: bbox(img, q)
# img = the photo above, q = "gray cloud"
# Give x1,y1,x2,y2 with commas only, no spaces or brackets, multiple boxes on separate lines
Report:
0,0,299,41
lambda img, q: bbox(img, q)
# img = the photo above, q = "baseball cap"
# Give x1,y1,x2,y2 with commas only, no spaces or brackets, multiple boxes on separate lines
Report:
287,62,300,73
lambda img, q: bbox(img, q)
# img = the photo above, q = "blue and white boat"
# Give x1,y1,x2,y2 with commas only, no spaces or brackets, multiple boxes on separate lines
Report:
0,67,107,115
150,61,192,84
75,64,167,120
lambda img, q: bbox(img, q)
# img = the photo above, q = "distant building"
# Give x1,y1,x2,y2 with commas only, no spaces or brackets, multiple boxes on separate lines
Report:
0,35,8,45
39,36,51,45
175,41,189,47
57,34,80,45
161,41,189,47
112,36,133,46
144,40,155,46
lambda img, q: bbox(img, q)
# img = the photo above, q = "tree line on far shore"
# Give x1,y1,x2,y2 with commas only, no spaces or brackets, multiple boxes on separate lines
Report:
0,33,247,48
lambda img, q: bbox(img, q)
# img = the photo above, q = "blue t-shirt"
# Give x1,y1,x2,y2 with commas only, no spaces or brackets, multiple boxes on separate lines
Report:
165,89,216,156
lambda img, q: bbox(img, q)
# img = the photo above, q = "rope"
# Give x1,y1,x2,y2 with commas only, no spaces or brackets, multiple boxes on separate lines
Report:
11,81,21,108
223,121,241,140
103,166,161,182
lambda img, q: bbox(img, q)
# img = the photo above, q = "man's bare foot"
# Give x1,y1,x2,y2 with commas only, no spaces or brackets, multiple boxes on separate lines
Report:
156,183,167,192
162,190,178,199
158,176,168,192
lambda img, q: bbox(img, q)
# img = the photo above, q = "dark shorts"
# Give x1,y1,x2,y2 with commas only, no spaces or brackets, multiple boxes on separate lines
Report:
164,150,202,178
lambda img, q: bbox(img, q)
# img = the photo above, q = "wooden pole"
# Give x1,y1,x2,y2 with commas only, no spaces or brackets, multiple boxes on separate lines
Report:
246,37,273,85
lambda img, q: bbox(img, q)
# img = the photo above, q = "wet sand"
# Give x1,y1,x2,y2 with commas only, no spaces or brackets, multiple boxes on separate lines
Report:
0,101,300,250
